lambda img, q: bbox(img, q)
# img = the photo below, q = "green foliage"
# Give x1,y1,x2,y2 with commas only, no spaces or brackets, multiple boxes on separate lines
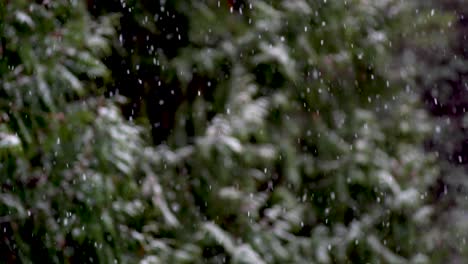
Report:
0,1,149,262
398,1,468,261
132,0,440,263
0,0,452,263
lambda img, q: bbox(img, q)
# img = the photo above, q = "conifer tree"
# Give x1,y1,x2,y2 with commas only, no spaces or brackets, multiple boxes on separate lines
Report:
0,0,451,263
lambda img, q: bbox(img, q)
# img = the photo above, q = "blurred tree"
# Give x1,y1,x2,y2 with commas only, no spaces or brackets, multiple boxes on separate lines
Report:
402,0,468,261
0,1,163,262
100,0,441,263
0,0,450,263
